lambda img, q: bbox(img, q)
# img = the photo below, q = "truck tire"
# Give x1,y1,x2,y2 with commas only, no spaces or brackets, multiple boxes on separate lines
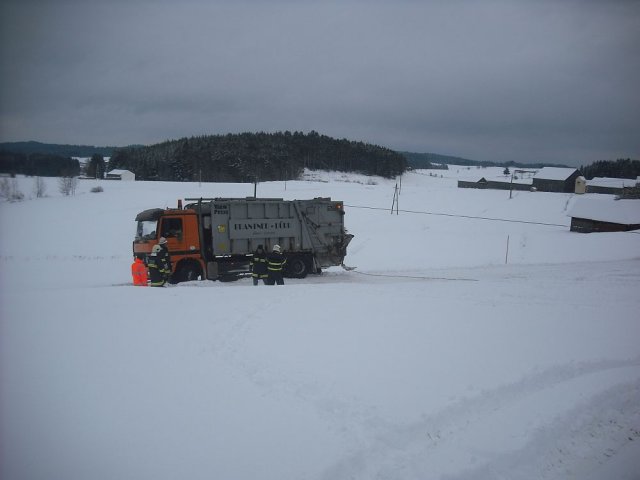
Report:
286,255,308,279
176,260,202,283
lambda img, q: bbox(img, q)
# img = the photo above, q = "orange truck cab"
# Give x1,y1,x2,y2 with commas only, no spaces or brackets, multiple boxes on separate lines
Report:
133,206,205,282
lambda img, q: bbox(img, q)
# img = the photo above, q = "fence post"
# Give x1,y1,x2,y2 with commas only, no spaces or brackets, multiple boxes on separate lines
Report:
505,235,510,264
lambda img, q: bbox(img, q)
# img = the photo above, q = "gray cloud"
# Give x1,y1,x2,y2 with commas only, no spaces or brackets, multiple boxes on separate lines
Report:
1,0,639,166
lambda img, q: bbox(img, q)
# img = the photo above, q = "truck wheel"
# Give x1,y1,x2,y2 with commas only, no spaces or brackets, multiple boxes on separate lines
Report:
176,261,202,283
286,256,308,279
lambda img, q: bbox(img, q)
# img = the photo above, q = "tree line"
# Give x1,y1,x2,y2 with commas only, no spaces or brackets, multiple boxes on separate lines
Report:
0,141,117,157
579,159,640,180
108,131,407,182
0,151,80,177
2,137,637,183
402,151,576,170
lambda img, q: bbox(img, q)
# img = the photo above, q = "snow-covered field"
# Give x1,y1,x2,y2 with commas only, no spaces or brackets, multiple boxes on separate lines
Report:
1,168,639,480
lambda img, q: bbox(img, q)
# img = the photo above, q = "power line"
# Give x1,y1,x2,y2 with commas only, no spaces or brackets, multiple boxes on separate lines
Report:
344,203,640,234
344,204,570,228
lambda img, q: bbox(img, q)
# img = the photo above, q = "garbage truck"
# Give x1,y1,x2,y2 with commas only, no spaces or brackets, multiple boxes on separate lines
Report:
133,197,354,282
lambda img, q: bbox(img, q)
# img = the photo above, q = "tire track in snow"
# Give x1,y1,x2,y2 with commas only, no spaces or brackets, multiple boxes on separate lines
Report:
194,300,392,447
443,380,640,480
320,357,640,480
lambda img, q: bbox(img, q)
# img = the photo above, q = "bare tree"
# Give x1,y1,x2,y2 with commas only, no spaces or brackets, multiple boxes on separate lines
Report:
58,175,78,196
0,178,9,199
0,177,24,202
33,176,47,198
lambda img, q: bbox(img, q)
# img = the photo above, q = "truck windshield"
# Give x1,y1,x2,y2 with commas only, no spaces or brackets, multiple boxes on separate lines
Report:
136,220,158,240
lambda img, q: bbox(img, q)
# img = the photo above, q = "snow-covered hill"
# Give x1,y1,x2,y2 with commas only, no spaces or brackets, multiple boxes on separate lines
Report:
1,168,639,480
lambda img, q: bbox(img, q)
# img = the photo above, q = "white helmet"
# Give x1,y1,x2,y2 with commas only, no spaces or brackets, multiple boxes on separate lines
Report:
273,244,281,253
158,237,168,245
151,244,162,254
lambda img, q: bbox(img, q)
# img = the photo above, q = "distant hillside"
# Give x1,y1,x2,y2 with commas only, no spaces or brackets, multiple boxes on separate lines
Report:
401,151,570,170
109,132,407,182
0,141,123,158
401,151,483,169
5,138,595,180
1,135,405,182
0,151,81,177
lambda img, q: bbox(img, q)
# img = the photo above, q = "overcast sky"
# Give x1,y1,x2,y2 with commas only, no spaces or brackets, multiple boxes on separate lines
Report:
1,0,638,166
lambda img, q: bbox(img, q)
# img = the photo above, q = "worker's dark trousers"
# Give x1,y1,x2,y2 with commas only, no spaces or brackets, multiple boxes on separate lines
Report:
266,272,284,285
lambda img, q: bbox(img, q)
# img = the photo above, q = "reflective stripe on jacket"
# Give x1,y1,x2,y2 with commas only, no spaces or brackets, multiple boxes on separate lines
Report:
147,256,166,286
157,249,172,275
267,252,286,271
251,253,268,278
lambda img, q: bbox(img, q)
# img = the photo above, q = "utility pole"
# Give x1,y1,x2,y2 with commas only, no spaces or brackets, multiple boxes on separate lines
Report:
509,172,515,199
390,183,399,214
505,235,510,264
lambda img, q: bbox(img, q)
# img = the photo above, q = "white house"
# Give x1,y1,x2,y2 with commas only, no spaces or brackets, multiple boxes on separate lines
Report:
106,169,135,181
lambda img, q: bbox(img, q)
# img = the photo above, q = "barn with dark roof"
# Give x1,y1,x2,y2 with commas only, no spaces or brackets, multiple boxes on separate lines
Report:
532,167,581,193
568,198,640,233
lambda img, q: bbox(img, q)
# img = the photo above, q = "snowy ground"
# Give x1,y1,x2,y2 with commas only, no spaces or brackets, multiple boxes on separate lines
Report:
1,168,639,480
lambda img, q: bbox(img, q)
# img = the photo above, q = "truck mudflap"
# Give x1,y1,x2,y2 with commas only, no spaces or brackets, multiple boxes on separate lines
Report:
206,262,218,280
341,232,354,255
337,232,356,271
334,232,354,262
316,231,354,268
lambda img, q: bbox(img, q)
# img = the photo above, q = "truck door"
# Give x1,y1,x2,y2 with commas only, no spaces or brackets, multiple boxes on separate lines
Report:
160,216,187,253
159,214,200,257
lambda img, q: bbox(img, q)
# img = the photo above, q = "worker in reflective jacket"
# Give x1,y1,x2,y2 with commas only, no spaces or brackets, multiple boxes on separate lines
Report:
250,245,268,285
147,245,167,287
131,254,148,286
266,244,286,285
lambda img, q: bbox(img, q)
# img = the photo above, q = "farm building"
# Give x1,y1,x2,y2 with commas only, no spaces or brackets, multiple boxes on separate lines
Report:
532,167,581,193
568,197,640,233
106,169,135,181
458,177,491,189
586,177,639,195
457,177,532,191
622,185,640,199
458,167,586,194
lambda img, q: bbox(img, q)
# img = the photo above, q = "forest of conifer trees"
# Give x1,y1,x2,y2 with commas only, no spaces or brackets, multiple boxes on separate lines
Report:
579,158,640,180
0,152,80,177
2,137,638,183
107,131,407,182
